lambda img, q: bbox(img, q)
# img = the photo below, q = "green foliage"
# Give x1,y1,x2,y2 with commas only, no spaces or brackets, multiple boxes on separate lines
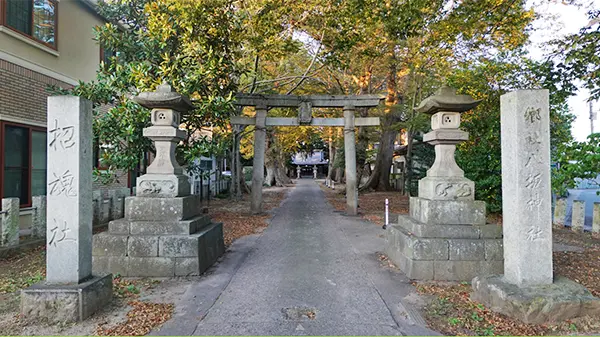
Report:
554,9,600,100
449,55,575,212
409,134,435,196
448,317,461,326
553,133,600,196
333,145,345,170
52,0,241,183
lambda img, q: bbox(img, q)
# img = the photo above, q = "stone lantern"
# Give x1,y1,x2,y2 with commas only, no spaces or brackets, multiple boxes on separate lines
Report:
416,86,480,201
92,83,225,277
384,86,503,281
133,82,193,197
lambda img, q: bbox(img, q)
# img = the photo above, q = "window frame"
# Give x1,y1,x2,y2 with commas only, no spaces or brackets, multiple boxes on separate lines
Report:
99,47,116,69
93,140,111,171
0,0,59,50
0,121,47,208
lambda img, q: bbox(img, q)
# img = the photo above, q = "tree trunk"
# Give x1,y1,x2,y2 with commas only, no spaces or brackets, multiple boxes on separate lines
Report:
230,129,238,199
327,129,335,180
404,130,415,196
334,128,344,182
356,70,371,188
264,129,291,187
264,130,276,186
275,158,292,185
231,125,248,200
360,58,399,191
360,119,398,191
265,165,276,186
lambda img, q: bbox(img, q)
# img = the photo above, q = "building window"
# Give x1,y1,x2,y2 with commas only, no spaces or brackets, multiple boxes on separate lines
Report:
2,0,58,48
1,122,47,207
199,159,213,171
100,47,116,69
93,139,111,170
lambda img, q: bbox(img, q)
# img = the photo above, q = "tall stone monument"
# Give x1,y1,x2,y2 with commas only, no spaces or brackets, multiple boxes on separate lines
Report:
21,96,112,322
385,87,503,281
92,83,225,277
472,90,600,324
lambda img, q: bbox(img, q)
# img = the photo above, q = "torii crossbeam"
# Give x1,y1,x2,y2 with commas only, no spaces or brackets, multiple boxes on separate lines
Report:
231,94,384,215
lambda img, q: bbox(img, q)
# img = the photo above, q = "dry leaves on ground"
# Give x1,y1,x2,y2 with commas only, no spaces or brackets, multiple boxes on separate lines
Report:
552,225,600,298
353,189,600,336
0,247,45,294
320,183,409,225
209,188,288,246
554,249,600,298
554,225,600,249
414,230,600,336
376,252,398,269
113,275,161,299
96,301,174,336
214,212,271,246
416,281,600,336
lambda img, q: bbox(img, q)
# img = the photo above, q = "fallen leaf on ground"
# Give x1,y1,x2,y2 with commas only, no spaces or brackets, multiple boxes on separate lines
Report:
96,301,174,336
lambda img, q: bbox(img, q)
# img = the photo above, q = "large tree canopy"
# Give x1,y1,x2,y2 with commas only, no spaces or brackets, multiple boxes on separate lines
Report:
55,0,242,181
555,9,600,100
52,0,591,209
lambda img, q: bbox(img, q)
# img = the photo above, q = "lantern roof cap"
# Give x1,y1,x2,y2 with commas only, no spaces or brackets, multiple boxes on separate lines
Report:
133,82,194,112
415,86,481,115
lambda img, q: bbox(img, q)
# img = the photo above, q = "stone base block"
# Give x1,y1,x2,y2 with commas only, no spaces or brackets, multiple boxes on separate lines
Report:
385,216,503,281
136,173,191,198
20,274,112,323
410,197,486,225
472,275,600,324
93,223,224,277
418,176,475,201
397,215,502,239
108,214,211,235
124,195,201,221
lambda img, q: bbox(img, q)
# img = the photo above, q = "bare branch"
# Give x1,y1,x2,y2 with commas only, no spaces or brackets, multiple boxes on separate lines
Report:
286,30,326,95
249,54,260,94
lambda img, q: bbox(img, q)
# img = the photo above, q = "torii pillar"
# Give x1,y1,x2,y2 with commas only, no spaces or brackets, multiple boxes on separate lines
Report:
344,106,358,215
231,94,383,215
251,106,267,214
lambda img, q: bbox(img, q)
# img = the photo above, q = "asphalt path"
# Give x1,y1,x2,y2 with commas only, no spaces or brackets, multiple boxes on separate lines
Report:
153,180,438,336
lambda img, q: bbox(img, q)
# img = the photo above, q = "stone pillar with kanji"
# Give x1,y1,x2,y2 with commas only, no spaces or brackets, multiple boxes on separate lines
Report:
471,89,600,324
21,96,112,323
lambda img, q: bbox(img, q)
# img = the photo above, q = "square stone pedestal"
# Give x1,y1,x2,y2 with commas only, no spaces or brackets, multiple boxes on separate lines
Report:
92,195,225,277
472,275,600,324
385,197,503,281
21,274,112,323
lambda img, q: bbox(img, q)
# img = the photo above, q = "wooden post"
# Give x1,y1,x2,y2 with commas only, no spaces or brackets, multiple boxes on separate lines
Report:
344,106,358,215
251,106,267,214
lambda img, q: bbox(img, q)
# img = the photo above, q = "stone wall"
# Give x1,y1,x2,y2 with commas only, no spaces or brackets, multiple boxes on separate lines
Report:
0,187,132,248
554,198,600,234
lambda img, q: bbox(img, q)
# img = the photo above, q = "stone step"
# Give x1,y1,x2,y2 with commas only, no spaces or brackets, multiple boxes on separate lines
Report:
409,197,486,226
396,215,502,239
389,220,503,262
385,217,504,281
92,222,224,277
124,195,202,221
108,214,212,235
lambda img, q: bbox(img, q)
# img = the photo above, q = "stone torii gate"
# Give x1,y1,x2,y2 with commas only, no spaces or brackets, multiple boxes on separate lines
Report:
231,94,384,215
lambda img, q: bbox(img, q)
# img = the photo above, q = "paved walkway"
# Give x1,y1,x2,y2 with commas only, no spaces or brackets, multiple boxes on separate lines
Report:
152,180,438,336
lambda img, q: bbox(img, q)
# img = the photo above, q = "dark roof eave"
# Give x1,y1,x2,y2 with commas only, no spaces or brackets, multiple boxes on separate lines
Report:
78,0,109,23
